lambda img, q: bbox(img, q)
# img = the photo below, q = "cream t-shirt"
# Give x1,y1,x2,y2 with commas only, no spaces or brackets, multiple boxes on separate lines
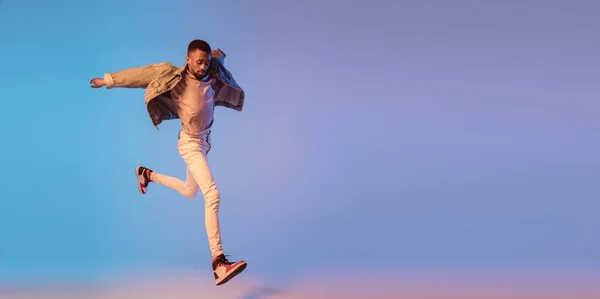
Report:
171,69,215,136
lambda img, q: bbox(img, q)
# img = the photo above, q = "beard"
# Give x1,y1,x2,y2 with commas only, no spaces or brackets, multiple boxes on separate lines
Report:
186,65,208,81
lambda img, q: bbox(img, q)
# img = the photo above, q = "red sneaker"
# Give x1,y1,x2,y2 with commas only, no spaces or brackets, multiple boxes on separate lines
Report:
212,254,247,286
135,165,152,194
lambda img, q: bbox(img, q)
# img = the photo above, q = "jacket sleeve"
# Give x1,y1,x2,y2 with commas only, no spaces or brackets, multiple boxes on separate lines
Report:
104,63,170,89
212,49,226,66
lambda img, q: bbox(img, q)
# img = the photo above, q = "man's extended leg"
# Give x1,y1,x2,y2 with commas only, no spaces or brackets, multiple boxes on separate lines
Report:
177,131,246,285
178,134,223,257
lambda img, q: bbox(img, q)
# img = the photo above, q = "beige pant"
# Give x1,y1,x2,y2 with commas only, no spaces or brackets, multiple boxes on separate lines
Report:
150,130,223,259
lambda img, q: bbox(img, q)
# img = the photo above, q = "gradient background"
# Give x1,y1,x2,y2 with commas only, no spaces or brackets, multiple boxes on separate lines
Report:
1,0,599,297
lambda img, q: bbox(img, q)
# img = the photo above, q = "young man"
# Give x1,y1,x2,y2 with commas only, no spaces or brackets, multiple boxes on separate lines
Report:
89,39,247,286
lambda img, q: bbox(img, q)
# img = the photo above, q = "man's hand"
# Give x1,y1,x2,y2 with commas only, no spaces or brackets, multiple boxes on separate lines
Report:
90,78,105,88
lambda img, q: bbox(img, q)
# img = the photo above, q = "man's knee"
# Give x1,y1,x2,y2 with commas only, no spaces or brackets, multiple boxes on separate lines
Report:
182,187,198,199
202,184,220,209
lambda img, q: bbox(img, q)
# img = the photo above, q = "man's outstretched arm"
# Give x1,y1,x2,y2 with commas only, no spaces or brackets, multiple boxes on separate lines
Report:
90,63,168,89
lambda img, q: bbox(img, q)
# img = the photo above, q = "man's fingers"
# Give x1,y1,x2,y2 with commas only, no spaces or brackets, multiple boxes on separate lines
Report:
90,79,101,88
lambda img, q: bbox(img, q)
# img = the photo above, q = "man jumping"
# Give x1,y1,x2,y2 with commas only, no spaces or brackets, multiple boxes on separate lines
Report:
89,39,247,286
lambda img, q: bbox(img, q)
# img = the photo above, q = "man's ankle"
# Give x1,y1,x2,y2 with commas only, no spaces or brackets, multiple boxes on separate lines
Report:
144,169,153,182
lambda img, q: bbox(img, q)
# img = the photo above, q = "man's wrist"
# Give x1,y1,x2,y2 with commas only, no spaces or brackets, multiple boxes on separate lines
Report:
103,73,114,89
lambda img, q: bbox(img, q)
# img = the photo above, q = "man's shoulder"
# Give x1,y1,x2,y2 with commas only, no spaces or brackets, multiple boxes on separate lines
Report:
154,62,178,71
151,62,182,79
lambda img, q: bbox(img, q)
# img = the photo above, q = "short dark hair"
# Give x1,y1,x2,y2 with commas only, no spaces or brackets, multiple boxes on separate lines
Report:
188,39,211,55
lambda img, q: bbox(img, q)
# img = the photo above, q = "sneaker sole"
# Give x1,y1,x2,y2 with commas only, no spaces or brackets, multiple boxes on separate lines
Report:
135,166,146,195
216,262,247,286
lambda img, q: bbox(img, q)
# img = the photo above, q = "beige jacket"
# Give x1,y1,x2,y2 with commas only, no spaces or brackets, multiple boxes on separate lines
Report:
104,50,245,129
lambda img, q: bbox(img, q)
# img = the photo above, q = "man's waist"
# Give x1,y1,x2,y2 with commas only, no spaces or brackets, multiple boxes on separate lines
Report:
178,121,213,140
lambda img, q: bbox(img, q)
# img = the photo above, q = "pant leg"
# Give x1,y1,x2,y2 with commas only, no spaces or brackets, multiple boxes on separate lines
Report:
177,131,223,258
150,167,199,199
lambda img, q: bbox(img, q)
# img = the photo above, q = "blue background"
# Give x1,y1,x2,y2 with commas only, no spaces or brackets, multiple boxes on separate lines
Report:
1,0,598,285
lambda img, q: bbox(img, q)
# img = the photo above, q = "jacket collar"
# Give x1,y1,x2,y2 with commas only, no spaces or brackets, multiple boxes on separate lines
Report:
175,64,187,76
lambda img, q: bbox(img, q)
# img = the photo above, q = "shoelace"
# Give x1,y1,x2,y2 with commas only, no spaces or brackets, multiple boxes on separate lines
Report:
219,255,234,265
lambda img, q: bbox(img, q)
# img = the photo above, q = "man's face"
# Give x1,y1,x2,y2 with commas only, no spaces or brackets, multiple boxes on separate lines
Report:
186,49,212,79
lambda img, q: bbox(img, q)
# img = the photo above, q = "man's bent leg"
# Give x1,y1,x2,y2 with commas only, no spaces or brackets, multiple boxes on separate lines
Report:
150,168,199,199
